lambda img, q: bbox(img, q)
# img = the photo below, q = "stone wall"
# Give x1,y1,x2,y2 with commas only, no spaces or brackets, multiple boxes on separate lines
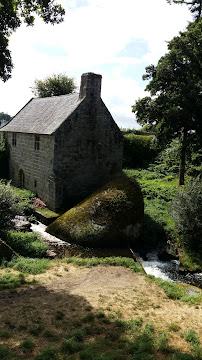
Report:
53,96,123,210
6,132,55,208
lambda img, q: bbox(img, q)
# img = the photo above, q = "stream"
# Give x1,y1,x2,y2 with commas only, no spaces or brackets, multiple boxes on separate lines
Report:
31,222,202,289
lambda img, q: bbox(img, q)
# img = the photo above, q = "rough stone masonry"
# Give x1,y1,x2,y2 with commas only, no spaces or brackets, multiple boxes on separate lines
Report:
1,72,123,211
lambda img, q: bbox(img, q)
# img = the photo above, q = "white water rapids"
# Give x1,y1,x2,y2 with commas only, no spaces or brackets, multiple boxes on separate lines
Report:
31,221,202,287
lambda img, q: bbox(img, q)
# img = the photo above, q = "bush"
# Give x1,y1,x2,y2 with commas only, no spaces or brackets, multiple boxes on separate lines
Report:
3,231,48,258
123,134,157,168
170,177,202,253
0,133,9,179
0,181,33,230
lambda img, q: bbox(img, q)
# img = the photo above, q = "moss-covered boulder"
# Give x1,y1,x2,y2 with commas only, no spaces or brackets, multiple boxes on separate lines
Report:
47,172,144,248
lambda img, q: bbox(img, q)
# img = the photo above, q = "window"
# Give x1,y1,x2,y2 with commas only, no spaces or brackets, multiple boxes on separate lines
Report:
34,135,40,150
34,180,37,188
12,133,17,146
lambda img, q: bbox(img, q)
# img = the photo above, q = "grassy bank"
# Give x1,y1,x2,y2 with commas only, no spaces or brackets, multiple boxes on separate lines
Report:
0,259,201,360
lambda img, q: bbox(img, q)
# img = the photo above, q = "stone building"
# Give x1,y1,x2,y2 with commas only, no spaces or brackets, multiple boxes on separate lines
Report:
1,73,123,211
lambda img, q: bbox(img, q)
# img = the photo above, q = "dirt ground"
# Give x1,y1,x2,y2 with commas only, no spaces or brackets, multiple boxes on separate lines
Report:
0,263,201,357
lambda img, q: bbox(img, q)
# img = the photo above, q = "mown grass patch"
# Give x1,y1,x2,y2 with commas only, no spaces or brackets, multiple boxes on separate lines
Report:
0,305,201,359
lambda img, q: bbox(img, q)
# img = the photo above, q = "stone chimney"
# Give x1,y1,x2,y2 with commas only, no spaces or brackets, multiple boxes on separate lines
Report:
79,72,102,99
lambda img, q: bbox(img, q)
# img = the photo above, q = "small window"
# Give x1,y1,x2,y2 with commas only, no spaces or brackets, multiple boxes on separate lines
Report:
34,135,40,150
12,133,17,146
34,180,37,188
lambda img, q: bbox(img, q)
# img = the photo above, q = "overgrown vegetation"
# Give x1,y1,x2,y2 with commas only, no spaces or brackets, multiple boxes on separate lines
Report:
1,257,51,274
170,177,202,254
123,134,157,168
0,133,9,179
3,231,48,258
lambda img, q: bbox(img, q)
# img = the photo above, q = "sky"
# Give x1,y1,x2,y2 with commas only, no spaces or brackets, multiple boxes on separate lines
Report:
0,0,192,129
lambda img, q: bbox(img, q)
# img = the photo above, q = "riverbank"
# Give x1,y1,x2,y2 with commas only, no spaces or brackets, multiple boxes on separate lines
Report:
31,221,202,289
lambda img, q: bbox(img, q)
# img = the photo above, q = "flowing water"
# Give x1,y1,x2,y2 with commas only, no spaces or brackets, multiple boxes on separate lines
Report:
31,222,202,289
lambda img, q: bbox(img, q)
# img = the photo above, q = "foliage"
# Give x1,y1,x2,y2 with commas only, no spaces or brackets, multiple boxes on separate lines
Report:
0,132,9,178
0,112,11,125
123,134,157,168
149,137,202,177
3,231,48,258
124,169,177,246
62,256,143,273
0,0,65,81
0,180,28,229
31,73,76,98
3,256,51,274
132,19,202,185
166,0,202,21
0,272,25,290
170,177,202,253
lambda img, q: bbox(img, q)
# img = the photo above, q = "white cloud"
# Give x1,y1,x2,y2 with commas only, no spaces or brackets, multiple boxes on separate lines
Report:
0,0,192,127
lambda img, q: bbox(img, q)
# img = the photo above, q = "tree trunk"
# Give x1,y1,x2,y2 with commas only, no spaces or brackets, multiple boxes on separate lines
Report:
178,129,187,186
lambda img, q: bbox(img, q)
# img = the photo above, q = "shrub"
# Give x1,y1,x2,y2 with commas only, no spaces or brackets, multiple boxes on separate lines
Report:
170,177,202,253
0,181,25,230
3,231,48,258
123,134,157,168
0,137,9,179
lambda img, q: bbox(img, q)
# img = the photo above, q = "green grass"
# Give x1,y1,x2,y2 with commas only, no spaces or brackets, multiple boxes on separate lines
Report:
3,257,51,274
20,337,36,353
0,311,200,360
10,185,35,200
181,329,200,346
36,207,60,218
61,256,143,273
148,276,202,305
0,272,26,290
3,231,48,258
124,169,177,229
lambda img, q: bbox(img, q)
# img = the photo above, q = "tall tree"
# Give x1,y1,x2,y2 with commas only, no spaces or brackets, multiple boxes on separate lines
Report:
31,73,76,97
0,0,65,82
166,0,202,21
132,19,202,185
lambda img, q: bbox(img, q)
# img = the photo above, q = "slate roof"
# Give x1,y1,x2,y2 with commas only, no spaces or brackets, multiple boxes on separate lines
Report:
2,93,82,135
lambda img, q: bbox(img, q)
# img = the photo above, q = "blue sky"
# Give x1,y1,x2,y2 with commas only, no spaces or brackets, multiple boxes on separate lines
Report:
0,0,192,128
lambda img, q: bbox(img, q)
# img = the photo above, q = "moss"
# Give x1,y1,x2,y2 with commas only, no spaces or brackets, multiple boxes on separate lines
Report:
36,208,60,218
47,172,144,248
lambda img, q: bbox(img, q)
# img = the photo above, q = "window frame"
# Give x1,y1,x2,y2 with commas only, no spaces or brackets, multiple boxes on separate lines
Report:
34,135,40,150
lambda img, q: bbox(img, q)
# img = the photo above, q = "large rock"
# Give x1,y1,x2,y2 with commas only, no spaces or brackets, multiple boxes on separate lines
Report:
47,172,144,248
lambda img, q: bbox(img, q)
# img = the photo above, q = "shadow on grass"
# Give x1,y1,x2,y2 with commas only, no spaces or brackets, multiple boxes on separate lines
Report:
0,279,200,360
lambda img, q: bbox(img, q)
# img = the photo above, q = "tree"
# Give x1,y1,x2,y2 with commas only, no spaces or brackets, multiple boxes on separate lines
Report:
166,0,202,21
31,73,76,97
170,177,202,253
0,0,65,82
132,19,202,185
0,112,11,126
